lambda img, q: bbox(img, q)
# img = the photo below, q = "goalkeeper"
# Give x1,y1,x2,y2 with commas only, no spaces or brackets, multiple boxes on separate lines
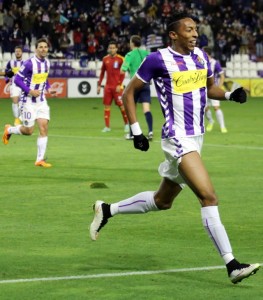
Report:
90,11,259,285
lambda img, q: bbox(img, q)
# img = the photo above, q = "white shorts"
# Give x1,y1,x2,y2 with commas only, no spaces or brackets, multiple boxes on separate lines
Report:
10,84,22,98
158,135,203,188
207,98,220,107
21,101,50,127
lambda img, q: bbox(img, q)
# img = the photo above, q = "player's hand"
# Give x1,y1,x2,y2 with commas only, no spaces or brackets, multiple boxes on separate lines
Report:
5,69,14,78
229,87,247,104
133,134,149,151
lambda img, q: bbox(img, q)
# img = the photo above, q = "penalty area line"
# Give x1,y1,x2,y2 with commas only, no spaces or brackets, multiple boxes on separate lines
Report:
0,265,229,285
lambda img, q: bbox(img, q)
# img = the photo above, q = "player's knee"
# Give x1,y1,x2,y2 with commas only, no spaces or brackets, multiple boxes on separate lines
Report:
200,191,218,206
22,126,34,135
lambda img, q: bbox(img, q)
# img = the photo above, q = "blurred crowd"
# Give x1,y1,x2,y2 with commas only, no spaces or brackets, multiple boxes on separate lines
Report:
0,0,262,66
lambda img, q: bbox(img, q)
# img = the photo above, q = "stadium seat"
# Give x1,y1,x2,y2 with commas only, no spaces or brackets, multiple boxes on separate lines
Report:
233,54,242,62
88,61,96,70
71,60,81,70
3,52,12,61
22,52,30,60
226,61,233,69
256,62,263,70
96,60,103,70
234,62,241,70
249,70,259,78
233,69,243,78
225,69,233,78
241,53,249,62
241,70,249,78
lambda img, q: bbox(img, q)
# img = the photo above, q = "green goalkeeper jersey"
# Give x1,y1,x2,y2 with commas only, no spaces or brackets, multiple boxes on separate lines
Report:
121,48,149,78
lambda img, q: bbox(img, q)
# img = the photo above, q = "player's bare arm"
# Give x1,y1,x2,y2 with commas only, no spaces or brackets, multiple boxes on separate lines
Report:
122,76,145,125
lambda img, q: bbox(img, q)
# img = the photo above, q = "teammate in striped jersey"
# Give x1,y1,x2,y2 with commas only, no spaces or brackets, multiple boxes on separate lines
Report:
2,38,56,168
90,12,260,284
203,46,227,133
5,46,24,126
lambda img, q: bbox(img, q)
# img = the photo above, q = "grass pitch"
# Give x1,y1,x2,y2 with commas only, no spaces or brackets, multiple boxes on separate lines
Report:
0,97,262,299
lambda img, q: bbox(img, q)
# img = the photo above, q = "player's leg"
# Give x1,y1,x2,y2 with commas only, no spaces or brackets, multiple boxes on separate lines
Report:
113,90,129,131
90,178,182,241
179,149,260,283
212,101,227,133
35,102,51,167
90,137,185,240
2,102,34,144
102,86,112,132
10,85,22,125
205,99,214,132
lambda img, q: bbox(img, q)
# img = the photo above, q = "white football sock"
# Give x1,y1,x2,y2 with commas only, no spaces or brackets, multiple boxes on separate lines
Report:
215,109,226,129
36,136,48,162
110,191,159,216
12,103,19,118
205,109,214,123
8,125,22,135
201,206,234,263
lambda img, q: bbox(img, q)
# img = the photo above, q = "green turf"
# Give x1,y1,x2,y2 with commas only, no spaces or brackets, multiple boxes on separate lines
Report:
0,97,262,299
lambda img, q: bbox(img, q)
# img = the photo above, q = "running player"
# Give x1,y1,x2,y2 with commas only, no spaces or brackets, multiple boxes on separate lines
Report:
2,38,56,167
5,45,24,125
90,12,260,284
203,46,227,133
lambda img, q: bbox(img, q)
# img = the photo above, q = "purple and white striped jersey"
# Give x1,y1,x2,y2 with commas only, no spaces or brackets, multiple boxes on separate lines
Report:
136,46,213,138
14,55,50,103
5,59,24,84
209,57,224,86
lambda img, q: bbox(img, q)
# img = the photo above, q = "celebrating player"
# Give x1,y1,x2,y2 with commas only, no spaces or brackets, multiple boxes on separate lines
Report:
90,12,260,284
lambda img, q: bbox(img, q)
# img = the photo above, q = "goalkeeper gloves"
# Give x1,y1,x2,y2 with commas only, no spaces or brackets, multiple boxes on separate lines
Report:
229,87,247,104
5,70,14,78
133,134,149,151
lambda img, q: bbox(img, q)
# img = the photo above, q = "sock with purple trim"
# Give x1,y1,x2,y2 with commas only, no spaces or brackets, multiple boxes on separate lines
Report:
201,206,233,261
110,191,159,216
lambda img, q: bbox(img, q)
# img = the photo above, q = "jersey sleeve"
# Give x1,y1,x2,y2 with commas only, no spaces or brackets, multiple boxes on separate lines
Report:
121,52,132,72
14,60,32,94
98,58,106,86
136,52,161,83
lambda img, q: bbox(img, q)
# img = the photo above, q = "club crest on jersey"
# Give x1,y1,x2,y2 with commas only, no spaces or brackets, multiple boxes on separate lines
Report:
197,56,205,65
113,61,119,68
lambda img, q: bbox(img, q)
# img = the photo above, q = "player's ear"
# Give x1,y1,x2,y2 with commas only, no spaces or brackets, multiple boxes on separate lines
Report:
169,31,177,40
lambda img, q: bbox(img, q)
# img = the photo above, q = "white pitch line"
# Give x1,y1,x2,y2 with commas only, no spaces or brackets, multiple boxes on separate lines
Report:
0,264,261,285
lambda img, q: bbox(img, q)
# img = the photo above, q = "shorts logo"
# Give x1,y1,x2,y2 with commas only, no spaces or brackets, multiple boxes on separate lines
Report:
24,120,28,126
78,81,91,95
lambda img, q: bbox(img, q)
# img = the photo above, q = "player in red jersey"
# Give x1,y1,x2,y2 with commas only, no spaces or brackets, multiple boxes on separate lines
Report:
97,40,129,133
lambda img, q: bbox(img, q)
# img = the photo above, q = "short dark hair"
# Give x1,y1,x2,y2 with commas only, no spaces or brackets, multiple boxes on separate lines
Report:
36,38,49,48
108,40,118,47
15,45,23,51
167,11,199,34
130,35,141,47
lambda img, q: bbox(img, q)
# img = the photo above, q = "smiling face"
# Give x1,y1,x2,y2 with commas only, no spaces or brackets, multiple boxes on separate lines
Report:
35,41,49,59
169,17,198,55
